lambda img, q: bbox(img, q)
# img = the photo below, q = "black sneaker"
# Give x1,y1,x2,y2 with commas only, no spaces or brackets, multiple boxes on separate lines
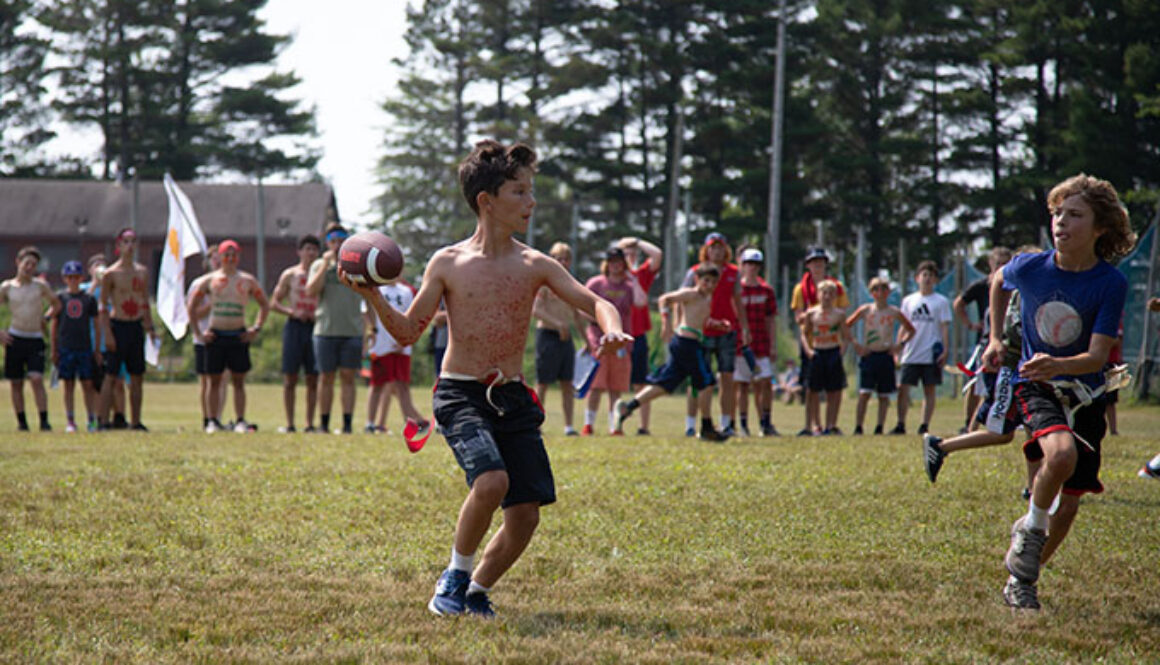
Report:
853,425,864,435
636,428,650,436
761,424,779,437
464,591,496,618
873,424,884,435
890,423,906,435
700,428,728,443
739,425,751,437
923,434,946,483
130,423,148,432
796,428,815,437
39,423,52,432
917,423,929,435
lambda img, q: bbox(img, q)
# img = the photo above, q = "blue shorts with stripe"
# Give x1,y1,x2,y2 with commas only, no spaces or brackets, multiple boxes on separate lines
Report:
646,336,715,393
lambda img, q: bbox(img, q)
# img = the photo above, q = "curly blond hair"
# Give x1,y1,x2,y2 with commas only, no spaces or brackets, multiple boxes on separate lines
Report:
1047,174,1136,261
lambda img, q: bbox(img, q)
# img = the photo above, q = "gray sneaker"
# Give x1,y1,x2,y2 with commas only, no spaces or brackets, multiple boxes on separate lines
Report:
1002,574,1041,610
1005,516,1047,583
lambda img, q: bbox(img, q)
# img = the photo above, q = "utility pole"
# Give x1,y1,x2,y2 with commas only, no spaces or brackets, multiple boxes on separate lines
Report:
764,0,788,289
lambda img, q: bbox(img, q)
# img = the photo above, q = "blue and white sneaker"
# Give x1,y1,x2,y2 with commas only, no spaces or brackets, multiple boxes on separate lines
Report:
465,591,495,618
428,568,471,616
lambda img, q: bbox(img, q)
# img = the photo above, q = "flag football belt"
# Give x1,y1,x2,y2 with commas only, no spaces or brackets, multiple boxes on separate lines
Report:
1036,364,1131,451
440,368,525,417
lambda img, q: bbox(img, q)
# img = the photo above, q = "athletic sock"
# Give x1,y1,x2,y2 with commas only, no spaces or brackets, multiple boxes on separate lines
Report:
701,417,714,433
320,413,330,431
624,398,640,414
39,411,49,427
685,416,697,430
66,411,75,425
467,580,491,596
760,412,771,428
721,415,733,429
1025,501,1050,531
16,412,27,429
449,547,474,573
584,410,596,426
342,413,353,431
740,416,749,431
1148,453,1160,473
608,412,618,431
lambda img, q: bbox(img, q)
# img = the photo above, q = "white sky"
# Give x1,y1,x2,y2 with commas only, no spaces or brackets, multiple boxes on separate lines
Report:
260,0,411,224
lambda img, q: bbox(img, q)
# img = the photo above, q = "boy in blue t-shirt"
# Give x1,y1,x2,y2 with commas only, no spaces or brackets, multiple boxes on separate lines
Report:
53,261,101,433
982,174,1135,610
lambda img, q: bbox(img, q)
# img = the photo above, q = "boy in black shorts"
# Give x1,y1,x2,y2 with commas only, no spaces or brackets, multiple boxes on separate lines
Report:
982,174,1135,610
342,140,630,618
800,281,851,435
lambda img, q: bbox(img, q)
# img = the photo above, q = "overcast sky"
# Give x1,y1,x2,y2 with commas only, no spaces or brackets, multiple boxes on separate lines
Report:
260,0,410,223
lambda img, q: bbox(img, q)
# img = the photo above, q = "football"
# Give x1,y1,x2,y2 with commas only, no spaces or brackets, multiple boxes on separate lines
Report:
338,231,403,285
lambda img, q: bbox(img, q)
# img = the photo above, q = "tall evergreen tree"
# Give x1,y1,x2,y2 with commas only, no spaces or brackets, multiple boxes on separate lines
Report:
0,0,52,175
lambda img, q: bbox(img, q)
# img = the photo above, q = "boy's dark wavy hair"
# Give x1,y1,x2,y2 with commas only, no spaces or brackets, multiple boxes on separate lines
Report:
458,140,537,215
1047,174,1136,261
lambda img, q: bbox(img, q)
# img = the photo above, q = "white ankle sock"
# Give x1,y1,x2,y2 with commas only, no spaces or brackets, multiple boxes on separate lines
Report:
584,410,596,426
449,548,474,572
721,415,733,428
1025,502,1049,531
608,412,618,431
685,416,697,430
1149,453,1160,472
467,581,490,596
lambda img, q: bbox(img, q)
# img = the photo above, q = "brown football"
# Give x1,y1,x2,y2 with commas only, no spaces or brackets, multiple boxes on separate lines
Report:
338,231,403,285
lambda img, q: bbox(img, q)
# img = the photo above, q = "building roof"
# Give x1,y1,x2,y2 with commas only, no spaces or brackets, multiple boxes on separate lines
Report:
0,178,338,241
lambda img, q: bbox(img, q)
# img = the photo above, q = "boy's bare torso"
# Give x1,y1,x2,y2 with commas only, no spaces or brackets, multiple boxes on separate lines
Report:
203,270,257,330
677,290,712,336
809,306,846,349
278,265,317,321
862,304,897,352
104,261,150,321
440,244,550,378
0,279,52,333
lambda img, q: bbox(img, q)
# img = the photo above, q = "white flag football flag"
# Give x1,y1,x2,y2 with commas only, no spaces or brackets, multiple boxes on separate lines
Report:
157,173,208,339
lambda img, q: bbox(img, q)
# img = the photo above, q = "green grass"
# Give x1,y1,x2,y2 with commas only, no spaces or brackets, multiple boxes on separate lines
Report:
1,383,1158,663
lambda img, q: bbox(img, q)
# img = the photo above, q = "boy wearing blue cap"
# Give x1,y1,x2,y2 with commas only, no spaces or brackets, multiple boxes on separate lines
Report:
53,260,101,433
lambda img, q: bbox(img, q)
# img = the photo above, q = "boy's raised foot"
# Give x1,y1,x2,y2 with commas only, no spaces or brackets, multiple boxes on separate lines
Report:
923,434,946,483
428,568,471,616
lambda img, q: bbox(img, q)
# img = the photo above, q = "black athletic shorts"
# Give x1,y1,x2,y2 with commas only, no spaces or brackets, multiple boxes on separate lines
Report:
807,347,847,392
630,334,650,385
4,335,45,379
900,363,941,387
858,351,896,395
281,318,318,375
1013,381,1106,496
647,336,715,393
206,329,252,375
105,319,146,376
432,378,555,508
701,331,737,374
534,328,574,384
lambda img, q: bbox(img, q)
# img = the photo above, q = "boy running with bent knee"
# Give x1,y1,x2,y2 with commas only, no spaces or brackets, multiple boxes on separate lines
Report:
343,140,630,618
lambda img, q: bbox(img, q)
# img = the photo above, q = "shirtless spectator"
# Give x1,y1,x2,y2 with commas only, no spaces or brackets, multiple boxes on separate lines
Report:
533,242,583,436
800,280,851,435
0,246,60,431
187,240,270,433
845,276,914,435
97,229,154,431
271,234,321,432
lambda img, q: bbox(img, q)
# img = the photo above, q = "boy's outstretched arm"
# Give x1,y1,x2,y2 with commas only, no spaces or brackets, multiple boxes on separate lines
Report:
341,256,444,347
543,256,632,353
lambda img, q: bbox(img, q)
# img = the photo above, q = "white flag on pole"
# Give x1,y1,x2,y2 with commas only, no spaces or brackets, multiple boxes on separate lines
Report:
157,173,208,339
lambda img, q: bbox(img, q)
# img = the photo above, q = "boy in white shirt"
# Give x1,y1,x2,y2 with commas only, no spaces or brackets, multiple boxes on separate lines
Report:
893,260,952,435
364,276,429,450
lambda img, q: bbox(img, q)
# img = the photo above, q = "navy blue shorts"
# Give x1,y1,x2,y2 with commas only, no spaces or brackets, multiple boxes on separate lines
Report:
534,328,574,384
647,336,715,394
282,319,318,375
207,329,252,375
4,335,45,379
900,363,941,387
630,334,650,384
1013,381,1105,496
58,348,94,381
807,347,846,392
701,331,736,374
105,319,146,376
858,351,896,395
432,378,555,508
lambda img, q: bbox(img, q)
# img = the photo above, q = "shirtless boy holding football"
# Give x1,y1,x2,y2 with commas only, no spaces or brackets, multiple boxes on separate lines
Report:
343,140,630,618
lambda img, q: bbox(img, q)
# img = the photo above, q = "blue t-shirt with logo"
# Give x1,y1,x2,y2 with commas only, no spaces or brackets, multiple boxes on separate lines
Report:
1001,250,1126,389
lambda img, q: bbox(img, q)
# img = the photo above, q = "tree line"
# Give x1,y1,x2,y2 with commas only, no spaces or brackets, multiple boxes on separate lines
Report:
0,0,318,182
375,0,1160,276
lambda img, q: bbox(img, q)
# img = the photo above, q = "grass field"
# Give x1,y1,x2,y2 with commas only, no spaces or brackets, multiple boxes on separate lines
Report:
1,382,1158,663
